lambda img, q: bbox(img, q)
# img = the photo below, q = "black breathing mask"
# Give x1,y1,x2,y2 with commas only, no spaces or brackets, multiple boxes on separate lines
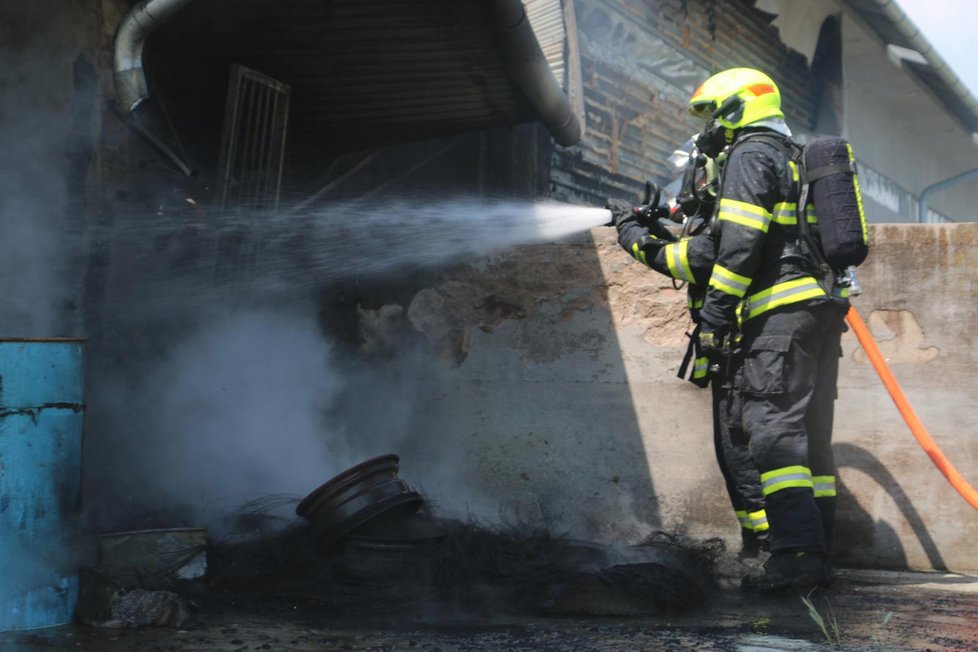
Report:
694,95,745,158
695,128,728,159
677,150,719,226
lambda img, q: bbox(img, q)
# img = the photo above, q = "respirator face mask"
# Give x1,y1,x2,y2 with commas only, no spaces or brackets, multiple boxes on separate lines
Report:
677,151,719,225
694,95,745,158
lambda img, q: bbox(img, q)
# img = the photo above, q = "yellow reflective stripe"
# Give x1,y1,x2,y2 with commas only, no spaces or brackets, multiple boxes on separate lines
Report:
760,465,813,496
805,204,818,224
664,239,696,283
847,144,870,245
813,475,836,498
770,202,817,225
738,509,769,532
749,509,769,532
772,201,797,225
789,160,799,183
631,242,648,265
744,277,825,320
718,198,771,233
688,295,704,309
692,356,709,379
760,465,812,482
709,264,752,298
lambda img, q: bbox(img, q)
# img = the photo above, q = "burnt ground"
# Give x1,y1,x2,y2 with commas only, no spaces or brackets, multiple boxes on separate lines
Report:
2,569,977,651
2,521,977,652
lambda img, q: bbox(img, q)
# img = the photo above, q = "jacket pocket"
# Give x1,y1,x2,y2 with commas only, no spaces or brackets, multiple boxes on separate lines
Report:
741,335,791,396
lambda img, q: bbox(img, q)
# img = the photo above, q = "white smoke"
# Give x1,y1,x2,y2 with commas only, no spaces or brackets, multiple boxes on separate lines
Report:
83,197,610,533
0,3,90,336
86,307,346,530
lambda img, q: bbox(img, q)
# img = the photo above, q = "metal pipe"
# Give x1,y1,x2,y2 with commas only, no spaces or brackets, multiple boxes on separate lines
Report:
114,0,194,113
113,0,195,176
485,0,582,147
917,166,978,223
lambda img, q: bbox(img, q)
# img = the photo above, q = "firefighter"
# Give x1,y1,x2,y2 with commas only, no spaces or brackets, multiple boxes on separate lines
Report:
688,68,846,591
607,151,768,559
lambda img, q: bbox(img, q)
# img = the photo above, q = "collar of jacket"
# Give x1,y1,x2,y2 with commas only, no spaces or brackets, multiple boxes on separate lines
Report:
736,118,793,140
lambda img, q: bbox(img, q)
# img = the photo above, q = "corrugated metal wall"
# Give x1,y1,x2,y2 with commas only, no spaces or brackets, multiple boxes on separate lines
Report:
146,0,539,162
551,0,816,206
526,0,568,88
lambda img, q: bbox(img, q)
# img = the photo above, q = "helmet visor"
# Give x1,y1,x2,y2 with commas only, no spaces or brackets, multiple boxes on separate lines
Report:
689,100,716,121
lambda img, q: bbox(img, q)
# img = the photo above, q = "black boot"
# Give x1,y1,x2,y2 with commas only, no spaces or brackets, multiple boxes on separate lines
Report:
741,551,829,592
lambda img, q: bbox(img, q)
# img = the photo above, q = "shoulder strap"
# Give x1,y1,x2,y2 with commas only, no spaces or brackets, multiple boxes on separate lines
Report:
678,326,697,380
806,161,852,183
730,131,799,160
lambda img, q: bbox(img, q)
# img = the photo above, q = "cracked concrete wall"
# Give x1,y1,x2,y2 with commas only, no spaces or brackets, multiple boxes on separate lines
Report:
834,223,978,572
397,222,978,572
398,228,736,547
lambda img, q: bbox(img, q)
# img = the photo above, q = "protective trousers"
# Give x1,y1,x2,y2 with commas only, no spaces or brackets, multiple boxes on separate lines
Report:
712,367,767,540
739,301,845,554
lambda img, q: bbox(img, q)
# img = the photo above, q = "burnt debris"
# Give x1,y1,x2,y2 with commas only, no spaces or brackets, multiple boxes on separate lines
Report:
79,455,719,627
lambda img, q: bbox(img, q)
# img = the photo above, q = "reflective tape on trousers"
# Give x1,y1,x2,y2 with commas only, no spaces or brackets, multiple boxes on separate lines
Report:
760,465,814,496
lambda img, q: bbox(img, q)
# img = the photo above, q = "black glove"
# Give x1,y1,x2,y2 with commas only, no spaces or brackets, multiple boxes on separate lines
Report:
605,198,636,230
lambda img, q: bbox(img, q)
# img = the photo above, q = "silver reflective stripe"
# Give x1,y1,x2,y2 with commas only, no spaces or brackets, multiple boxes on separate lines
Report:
718,203,771,231
772,202,797,224
761,472,812,493
745,279,824,318
813,476,836,497
667,241,695,283
710,265,752,297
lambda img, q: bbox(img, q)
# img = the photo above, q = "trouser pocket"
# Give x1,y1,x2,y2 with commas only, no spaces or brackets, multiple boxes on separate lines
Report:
741,334,791,396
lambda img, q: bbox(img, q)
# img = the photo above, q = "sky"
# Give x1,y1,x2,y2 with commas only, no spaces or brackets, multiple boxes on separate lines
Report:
897,0,978,99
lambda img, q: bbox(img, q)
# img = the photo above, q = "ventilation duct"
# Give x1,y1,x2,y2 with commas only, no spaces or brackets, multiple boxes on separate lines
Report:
113,0,195,176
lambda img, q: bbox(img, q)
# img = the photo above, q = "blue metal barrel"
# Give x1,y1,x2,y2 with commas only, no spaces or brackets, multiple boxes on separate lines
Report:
0,338,85,631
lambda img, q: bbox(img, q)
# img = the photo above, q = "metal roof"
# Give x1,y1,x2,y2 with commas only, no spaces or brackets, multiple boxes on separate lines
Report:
145,0,579,158
840,0,978,135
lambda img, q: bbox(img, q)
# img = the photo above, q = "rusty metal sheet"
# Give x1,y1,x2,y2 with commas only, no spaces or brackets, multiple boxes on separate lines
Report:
551,0,817,207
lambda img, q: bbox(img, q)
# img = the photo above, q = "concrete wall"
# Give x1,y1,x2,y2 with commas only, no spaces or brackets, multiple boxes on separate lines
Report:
0,0,103,336
400,223,978,572
833,222,978,571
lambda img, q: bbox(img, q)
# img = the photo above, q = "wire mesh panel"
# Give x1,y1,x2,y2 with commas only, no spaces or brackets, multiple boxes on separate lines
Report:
218,64,291,214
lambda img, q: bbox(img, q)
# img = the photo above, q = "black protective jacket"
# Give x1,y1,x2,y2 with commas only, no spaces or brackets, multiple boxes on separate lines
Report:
617,218,715,384
698,130,839,332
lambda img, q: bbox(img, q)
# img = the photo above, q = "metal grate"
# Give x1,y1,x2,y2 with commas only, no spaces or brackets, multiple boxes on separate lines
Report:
217,64,291,214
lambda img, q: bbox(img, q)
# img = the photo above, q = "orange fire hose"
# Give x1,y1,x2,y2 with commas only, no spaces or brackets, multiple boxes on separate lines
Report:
846,306,978,511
